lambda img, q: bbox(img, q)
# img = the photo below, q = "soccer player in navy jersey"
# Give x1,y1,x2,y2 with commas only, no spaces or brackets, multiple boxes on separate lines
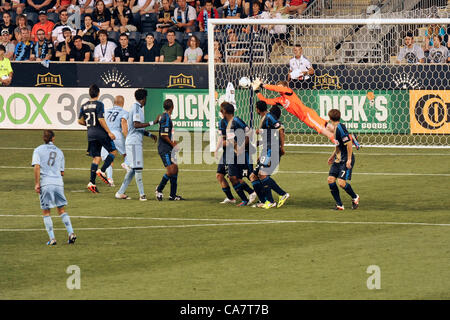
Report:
327,109,360,210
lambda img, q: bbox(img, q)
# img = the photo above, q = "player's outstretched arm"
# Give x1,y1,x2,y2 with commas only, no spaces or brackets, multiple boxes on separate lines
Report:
263,84,293,94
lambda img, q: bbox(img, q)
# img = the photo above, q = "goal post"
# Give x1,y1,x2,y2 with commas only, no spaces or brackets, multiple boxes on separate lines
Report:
207,18,450,151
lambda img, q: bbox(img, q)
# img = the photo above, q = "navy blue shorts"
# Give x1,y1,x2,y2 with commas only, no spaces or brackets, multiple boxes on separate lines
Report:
217,154,228,175
329,159,355,181
159,151,177,167
87,137,116,158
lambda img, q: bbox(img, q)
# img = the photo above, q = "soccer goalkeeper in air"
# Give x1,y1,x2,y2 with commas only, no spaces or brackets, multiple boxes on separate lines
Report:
252,78,360,149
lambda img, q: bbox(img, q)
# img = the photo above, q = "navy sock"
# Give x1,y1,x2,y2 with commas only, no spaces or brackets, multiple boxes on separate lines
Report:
101,153,115,172
157,174,170,192
266,177,286,196
261,177,274,203
169,175,178,198
90,163,98,183
344,183,357,199
233,183,248,202
222,187,234,200
251,180,266,202
242,182,254,195
329,182,342,206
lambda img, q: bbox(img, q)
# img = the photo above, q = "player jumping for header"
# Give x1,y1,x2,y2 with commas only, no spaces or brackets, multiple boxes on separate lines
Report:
252,79,361,149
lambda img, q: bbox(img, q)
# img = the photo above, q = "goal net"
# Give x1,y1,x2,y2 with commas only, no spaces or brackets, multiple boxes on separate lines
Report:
207,17,450,150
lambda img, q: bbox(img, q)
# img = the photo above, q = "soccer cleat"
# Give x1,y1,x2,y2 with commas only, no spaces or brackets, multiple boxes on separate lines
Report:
247,192,257,205
277,193,290,208
139,194,148,201
115,192,131,200
350,134,361,150
68,233,77,244
252,202,265,208
107,178,115,187
47,239,57,246
155,188,163,201
237,201,248,207
96,169,110,185
352,194,360,210
220,198,236,204
121,162,131,172
334,204,345,211
87,182,99,193
262,201,277,209
169,195,185,201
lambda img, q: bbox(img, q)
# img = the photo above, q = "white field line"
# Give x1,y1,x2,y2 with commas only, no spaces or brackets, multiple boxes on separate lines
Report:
0,146,449,156
0,214,450,232
0,166,448,177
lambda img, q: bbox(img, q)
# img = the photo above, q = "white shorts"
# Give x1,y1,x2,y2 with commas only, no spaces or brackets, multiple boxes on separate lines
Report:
39,185,67,210
126,143,144,169
101,138,126,160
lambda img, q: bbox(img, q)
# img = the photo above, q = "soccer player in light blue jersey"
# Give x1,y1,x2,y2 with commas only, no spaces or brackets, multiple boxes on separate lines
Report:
32,130,76,246
116,89,160,201
101,95,130,186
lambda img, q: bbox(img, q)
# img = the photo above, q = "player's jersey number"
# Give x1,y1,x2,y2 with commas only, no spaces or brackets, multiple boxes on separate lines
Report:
48,151,57,166
107,111,119,123
85,112,97,127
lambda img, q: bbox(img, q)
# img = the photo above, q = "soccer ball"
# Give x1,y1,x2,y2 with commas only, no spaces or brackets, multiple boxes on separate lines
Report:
239,77,251,88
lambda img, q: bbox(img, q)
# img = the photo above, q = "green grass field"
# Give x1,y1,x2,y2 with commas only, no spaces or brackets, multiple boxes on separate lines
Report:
1,130,449,299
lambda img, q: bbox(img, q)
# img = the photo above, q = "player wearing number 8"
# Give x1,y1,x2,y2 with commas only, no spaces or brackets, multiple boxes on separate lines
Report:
78,84,117,193
32,130,76,245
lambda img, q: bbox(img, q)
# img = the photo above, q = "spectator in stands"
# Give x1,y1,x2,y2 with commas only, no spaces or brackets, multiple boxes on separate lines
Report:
1,1,25,15
288,43,314,85
285,0,308,15
92,0,112,31
0,44,13,86
225,28,246,63
52,9,76,45
129,0,156,14
14,28,33,61
243,0,267,17
197,0,218,33
138,33,160,62
75,0,95,15
25,0,55,13
112,0,138,33
31,10,55,42
30,28,53,60
1,12,15,42
55,27,74,61
14,14,31,43
103,0,114,9
48,0,72,13
396,32,425,64
184,35,202,62
94,29,116,62
0,30,15,59
424,24,446,53
77,14,97,51
139,0,159,14
156,0,174,34
114,33,135,62
224,0,242,19
69,35,91,61
171,0,197,33
427,35,449,63
159,30,183,62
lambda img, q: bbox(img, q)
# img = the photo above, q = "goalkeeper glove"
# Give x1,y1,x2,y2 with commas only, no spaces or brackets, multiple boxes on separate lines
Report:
251,77,263,92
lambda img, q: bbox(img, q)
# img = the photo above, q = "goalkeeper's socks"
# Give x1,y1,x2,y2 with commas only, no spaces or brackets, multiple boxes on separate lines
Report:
134,169,145,196
157,174,170,192
101,153,115,172
265,177,286,196
329,182,343,207
43,215,55,241
169,175,178,198
343,183,357,199
118,169,135,195
60,213,74,235
222,187,234,200
242,182,254,195
233,183,248,202
251,180,266,202
90,163,98,184
261,178,275,203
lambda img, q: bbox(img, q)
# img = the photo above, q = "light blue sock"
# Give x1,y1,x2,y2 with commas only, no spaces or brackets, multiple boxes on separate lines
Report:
118,169,135,194
60,213,74,235
43,215,55,240
135,169,145,196
106,165,113,180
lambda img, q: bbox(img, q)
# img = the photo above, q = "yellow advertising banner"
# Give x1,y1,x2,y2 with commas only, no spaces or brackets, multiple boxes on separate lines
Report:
410,90,450,134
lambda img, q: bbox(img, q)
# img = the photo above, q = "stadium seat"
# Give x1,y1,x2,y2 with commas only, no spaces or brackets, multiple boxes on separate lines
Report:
108,31,120,45
175,31,184,46
47,12,59,24
193,31,206,47
25,12,38,26
129,31,141,43
132,12,141,30
152,31,163,45
141,13,157,33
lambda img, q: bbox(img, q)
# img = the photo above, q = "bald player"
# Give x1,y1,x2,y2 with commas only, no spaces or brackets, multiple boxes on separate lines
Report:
100,95,130,186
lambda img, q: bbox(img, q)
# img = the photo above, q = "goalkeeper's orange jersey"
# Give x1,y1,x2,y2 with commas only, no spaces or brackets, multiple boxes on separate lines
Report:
257,84,327,134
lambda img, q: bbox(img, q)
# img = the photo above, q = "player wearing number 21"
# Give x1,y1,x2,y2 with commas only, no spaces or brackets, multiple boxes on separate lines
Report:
32,130,76,246
78,84,117,193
